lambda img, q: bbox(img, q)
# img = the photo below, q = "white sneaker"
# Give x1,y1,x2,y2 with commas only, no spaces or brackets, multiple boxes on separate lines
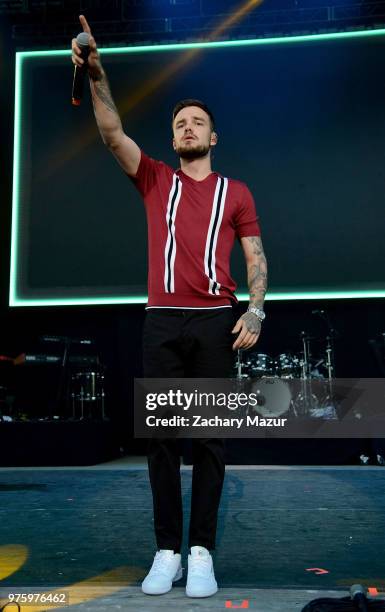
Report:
186,546,218,598
141,549,183,595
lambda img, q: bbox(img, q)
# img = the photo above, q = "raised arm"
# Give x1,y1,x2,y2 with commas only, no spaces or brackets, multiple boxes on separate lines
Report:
71,15,141,177
231,235,268,351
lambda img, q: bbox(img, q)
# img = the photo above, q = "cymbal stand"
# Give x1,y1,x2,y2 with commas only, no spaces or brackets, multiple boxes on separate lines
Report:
320,334,338,414
236,349,244,380
301,331,312,380
325,334,334,380
235,350,252,417
317,310,338,413
308,308,339,418
296,332,317,415
54,338,71,419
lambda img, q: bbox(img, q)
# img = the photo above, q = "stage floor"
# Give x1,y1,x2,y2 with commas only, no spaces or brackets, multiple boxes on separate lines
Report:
1,461,384,611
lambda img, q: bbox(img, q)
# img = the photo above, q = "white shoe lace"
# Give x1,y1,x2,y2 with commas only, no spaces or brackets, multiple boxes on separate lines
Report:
150,551,177,576
189,555,212,577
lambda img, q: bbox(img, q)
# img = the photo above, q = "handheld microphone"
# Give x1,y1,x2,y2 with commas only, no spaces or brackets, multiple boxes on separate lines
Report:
72,32,90,106
350,584,369,612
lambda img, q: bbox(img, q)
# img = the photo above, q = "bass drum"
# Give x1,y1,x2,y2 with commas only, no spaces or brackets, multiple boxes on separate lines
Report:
249,377,292,418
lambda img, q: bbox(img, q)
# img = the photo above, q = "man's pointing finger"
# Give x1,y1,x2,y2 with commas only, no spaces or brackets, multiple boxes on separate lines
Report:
79,14,92,34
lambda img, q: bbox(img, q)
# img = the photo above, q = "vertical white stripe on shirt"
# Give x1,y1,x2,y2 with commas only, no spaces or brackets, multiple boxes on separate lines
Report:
164,174,182,293
204,177,228,295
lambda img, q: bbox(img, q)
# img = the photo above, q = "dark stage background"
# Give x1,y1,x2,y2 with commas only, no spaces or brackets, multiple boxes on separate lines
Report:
0,299,384,464
1,20,385,464
12,34,385,302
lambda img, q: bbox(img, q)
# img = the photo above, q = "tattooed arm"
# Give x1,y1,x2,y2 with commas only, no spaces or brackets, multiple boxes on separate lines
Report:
71,15,141,176
231,236,268,351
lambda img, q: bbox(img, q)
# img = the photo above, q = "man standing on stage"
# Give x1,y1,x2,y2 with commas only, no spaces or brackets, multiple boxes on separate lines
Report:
72,15,267,599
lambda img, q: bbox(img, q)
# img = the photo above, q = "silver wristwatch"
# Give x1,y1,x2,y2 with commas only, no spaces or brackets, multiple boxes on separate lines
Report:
247,306,266,322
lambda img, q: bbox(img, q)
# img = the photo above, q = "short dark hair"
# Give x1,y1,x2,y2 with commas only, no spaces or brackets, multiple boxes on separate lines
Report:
172,99,216,132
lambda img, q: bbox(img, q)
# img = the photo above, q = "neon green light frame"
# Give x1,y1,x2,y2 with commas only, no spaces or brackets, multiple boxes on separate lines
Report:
11,28,385,306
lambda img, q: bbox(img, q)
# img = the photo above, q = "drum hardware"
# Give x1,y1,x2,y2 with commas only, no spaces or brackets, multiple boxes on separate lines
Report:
319,334,336,414
248,353,275,378
292,387,319,418
313,358,324,368
313,311,340,416
233,315,341,419
235,350,299,380
296,319,340,416
299,331,316,380
325,338,334,380
37,334,103,419
13,335,105,419
281,332,313,416
71,370,105,420
276,353,301,379
235,350,249,380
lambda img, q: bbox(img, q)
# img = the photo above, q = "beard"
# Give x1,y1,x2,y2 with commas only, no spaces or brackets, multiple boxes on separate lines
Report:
175,142,211,160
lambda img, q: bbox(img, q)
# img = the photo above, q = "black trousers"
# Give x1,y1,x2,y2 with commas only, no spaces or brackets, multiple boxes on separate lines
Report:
142,307,236,552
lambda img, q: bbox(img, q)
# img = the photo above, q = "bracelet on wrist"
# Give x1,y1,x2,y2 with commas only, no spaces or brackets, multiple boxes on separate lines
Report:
247,306,266,322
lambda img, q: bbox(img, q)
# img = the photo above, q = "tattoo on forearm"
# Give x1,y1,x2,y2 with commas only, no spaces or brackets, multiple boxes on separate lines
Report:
245,236,268,309
92,75,119,115
246,235,263,257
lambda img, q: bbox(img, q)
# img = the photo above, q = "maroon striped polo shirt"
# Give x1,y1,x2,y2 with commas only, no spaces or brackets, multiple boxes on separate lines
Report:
132,150,261,308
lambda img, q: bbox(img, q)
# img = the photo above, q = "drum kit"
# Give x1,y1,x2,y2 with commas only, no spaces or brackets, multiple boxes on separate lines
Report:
0,342,106,420
234,330,338,420
35,335,107,420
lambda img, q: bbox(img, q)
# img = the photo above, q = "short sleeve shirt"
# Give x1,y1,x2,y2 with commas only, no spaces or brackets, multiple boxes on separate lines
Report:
131,150,261,308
